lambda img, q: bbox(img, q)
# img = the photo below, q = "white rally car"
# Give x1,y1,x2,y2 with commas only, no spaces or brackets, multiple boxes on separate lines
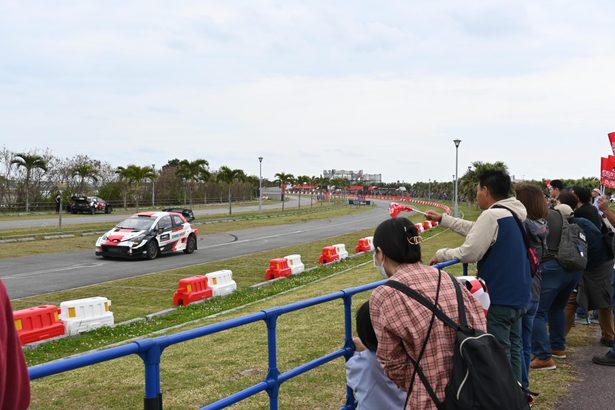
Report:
95,211,198,259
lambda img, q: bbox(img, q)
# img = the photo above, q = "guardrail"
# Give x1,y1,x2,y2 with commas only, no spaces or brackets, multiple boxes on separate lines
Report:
29,259,466,410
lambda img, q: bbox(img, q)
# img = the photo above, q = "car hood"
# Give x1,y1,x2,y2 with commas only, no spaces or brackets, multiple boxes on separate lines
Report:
103,228,147,242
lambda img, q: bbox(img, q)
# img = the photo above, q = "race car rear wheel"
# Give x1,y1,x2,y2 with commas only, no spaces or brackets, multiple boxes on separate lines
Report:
145,240,159,260
90,207,96,215
183,234,196,254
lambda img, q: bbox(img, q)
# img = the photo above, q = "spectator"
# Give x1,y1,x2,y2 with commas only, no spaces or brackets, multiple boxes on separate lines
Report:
0,280,30,409
370,218,486,409
531,199,583,371
346,301,407,409
592,188,602,206
594,196,615,365
514,183,549,400
571,186,602,228
548,179,565,208
559,192,615,348
426,169,531,382
54,191,61,214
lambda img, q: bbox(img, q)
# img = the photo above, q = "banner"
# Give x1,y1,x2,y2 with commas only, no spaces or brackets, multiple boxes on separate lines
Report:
601,156,615,188
610,132,615,155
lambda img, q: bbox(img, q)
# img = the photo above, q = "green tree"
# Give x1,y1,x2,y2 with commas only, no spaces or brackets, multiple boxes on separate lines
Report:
274,172,295,211
11,152,48,212
460,161,509,204
71,162,99,195
176,159,210,207
115,165,155,210
216,166,247,215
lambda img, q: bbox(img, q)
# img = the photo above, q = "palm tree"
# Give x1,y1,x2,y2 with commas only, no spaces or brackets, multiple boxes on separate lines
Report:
116,165,155,210
176,159,210,206
274,172,295,211
295,175,310,209
11,153,48,212
216,166,247,215
72,162,99,194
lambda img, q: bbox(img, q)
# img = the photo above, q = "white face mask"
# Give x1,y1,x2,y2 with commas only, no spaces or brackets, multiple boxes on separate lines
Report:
373,253,388,278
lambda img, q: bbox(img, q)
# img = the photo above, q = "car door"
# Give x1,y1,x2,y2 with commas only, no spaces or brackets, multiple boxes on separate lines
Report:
170,214,188,250
156,215,174,252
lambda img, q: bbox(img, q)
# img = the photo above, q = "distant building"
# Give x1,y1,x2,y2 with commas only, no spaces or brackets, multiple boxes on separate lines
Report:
322,169,382,183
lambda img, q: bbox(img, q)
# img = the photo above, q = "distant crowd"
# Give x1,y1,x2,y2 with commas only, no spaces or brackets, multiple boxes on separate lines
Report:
347,171,615,409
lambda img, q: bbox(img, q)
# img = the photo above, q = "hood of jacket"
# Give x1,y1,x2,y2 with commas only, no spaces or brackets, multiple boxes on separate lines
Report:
490,196,528,221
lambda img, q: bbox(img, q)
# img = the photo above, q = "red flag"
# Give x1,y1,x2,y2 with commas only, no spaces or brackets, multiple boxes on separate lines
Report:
609,132,615,155
601,156,615,188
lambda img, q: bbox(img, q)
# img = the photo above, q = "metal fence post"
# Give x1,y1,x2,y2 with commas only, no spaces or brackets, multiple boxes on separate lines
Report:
265,314,280,410
342,293,357,409
137,339,163,410
463,263,468,276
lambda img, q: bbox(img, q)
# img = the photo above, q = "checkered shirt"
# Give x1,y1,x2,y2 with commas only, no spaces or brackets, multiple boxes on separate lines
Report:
370,263,487,410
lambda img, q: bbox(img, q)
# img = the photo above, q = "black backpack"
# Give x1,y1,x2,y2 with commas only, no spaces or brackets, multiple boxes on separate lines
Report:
553,210,588,272
384,274,529,410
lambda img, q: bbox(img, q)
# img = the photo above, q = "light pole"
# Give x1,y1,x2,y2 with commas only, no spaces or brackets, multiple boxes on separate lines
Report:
453,139,461,217
258,157,263,211
151,164,155,208
428,179,431,200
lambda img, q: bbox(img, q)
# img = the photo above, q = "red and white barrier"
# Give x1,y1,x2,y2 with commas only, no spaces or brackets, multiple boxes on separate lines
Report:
205,270,237,297
59,297,114,336
333,244,349,260
284,254,305,275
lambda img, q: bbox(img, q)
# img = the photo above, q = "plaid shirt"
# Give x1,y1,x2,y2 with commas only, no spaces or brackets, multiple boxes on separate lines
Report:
370,263,487,410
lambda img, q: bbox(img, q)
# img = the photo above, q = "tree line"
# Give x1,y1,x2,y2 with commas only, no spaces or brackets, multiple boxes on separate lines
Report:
0,147,602,213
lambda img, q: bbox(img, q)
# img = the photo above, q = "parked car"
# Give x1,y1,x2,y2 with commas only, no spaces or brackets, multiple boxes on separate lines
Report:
68,195,112,214
161,207,195,222
95,211,198,259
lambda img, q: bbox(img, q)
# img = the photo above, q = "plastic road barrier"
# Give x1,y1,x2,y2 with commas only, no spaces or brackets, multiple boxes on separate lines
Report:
355,237,375,253
333,244,349,259
59,297,114,336
205,270,237,297
265,258,292,280
422,220,432,231
431,221,439,227
456,276,490,313
284,255,305,275
415,223,424,234
173,276,213,306
319,246,340,264
13,305,65,345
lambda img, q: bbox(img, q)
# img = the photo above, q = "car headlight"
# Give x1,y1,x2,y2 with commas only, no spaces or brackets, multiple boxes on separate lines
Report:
126,235,146,246
101,235,108,241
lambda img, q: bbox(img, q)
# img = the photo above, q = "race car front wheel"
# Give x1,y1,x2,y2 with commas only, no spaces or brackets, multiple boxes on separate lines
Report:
145,240,159,260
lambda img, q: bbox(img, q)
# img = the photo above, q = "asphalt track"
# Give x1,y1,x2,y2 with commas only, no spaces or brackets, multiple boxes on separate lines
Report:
0,198,301,230
1,202,391,299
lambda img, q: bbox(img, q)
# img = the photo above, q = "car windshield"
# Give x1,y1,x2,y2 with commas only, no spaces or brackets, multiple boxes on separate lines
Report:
115,216,154,231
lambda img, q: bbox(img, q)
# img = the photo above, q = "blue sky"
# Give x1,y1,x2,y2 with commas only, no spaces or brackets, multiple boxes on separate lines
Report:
1,1,615,182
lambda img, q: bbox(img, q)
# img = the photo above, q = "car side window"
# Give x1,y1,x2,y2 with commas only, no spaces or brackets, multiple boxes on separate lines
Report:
172,215,184,227
157,216,173,232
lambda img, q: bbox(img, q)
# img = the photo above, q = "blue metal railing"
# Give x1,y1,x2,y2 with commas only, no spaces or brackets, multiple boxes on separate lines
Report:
28,260,465,410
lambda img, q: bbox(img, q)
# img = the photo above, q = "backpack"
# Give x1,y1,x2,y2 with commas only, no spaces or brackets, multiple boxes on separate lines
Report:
384,274,529,410
491,205,539,277
554,210,588,271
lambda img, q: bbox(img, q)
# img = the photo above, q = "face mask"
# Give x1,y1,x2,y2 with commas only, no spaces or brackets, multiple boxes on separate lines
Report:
373,253,388,278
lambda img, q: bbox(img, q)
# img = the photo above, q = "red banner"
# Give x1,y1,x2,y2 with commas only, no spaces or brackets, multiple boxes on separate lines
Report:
609,132,615,155
601,156,615,188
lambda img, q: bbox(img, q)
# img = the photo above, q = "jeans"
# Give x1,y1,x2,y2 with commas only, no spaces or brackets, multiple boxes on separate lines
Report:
488,304,525,382
532,259,582,359
521,299,539,391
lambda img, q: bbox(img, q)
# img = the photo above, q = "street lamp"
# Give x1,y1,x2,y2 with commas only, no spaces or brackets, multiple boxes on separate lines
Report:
453,139,461,217
258,157,263,211
151,164,155,208
428,179,431,201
